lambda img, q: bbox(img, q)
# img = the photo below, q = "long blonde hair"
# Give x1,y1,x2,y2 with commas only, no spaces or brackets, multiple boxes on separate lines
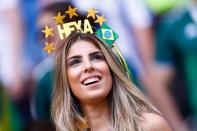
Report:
51,32,157,131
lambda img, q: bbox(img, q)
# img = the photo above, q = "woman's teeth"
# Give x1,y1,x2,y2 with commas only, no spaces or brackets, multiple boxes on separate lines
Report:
83,77,100,85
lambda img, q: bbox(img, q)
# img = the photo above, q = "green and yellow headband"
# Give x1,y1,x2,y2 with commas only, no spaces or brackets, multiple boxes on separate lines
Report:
41,5,130,77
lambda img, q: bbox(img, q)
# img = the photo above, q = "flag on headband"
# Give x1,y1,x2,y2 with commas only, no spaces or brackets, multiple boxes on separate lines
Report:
96,24,118,47
96,24,131,79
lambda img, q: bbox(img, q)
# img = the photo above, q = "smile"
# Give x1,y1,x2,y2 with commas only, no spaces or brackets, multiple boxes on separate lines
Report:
82,76,101,85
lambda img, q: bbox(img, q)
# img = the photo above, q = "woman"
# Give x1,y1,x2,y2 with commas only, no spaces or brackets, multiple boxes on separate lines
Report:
51,32,172,131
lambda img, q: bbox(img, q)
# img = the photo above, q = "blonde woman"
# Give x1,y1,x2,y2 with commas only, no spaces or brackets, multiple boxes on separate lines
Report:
51,32,172,131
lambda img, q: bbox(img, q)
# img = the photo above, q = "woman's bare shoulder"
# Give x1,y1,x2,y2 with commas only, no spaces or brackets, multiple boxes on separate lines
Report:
141,113,172,131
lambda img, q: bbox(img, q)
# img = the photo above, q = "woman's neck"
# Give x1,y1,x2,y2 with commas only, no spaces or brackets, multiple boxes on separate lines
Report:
81,100,110,131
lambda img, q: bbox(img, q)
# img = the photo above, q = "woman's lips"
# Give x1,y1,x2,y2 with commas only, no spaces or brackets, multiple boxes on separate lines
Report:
82,76,101,85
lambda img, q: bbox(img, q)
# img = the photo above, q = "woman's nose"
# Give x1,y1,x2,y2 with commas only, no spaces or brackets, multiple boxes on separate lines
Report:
84,60,93,72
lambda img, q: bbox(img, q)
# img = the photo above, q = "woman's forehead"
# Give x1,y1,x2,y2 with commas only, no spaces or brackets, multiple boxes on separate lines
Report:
66,40,101,58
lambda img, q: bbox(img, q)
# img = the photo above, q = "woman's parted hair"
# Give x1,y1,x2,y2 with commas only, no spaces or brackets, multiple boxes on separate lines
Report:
51,32,157,131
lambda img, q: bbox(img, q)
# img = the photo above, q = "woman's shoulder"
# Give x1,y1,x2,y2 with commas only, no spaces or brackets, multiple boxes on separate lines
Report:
141,112,172,131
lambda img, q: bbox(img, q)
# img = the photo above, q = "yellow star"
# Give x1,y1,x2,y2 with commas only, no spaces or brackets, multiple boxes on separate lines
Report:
53,12,65,25
65,5,78,19
43,42,56,54
95,15,107,26
41,26,54,38
87,8,98,19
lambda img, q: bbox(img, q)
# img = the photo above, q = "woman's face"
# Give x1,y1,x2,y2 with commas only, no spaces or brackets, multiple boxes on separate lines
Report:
66,40,112,104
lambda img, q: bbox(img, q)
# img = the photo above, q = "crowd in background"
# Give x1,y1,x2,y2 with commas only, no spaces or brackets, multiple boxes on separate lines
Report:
1,0,197,131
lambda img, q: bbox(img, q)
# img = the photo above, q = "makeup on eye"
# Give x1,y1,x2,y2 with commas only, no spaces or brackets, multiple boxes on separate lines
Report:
67,51,105,67
89,51,105,61
68,56,82,66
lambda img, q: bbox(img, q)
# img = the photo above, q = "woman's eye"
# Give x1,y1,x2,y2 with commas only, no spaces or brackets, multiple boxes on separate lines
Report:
68,59,81,67
91,54,105,61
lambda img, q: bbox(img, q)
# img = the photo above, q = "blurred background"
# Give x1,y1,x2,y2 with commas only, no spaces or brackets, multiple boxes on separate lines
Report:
1,0,197,131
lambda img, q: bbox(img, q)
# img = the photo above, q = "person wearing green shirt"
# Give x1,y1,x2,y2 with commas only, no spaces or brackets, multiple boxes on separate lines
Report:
147,2,197,131
0,83,23,131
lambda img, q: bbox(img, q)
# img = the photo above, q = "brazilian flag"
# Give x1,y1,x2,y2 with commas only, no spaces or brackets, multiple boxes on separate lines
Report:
95,24,119,47
96,24,132,78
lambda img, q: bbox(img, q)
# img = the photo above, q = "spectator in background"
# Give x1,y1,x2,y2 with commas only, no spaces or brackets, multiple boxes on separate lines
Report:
20,0,45,74
0,0,23,100
144,0,197,131
0,83,23,131
0,1,24,130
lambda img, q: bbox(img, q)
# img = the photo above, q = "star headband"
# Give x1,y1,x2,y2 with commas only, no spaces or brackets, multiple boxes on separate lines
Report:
41,5,130,77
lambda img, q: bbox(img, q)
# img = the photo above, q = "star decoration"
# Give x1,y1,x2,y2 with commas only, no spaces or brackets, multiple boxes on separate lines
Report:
95,15,107,26
43,42,56,54
53,12,65,24
87,8,98,19
65,5,78,19
41,26,54,38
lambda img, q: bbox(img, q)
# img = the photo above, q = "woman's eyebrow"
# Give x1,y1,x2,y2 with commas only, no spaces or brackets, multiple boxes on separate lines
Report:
67,55,81,61
89,51,102,56
67,51,102,61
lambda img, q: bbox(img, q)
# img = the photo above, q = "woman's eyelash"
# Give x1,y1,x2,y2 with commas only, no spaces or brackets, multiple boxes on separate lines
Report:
91,54,105,61
68,59,81,66
68,53,105,67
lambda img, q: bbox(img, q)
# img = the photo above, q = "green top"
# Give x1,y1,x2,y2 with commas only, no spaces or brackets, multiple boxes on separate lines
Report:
155,8,197,120
34,70,53,120
0,84,23,131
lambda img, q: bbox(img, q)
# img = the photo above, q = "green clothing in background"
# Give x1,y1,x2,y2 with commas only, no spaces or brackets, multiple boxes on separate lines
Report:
0,84,23,131
147,0,190,15
35,70,53,120
155,8,197,121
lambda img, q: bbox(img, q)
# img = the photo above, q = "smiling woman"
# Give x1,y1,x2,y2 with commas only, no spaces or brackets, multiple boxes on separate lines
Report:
51,32,172,131
66,40,112,105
